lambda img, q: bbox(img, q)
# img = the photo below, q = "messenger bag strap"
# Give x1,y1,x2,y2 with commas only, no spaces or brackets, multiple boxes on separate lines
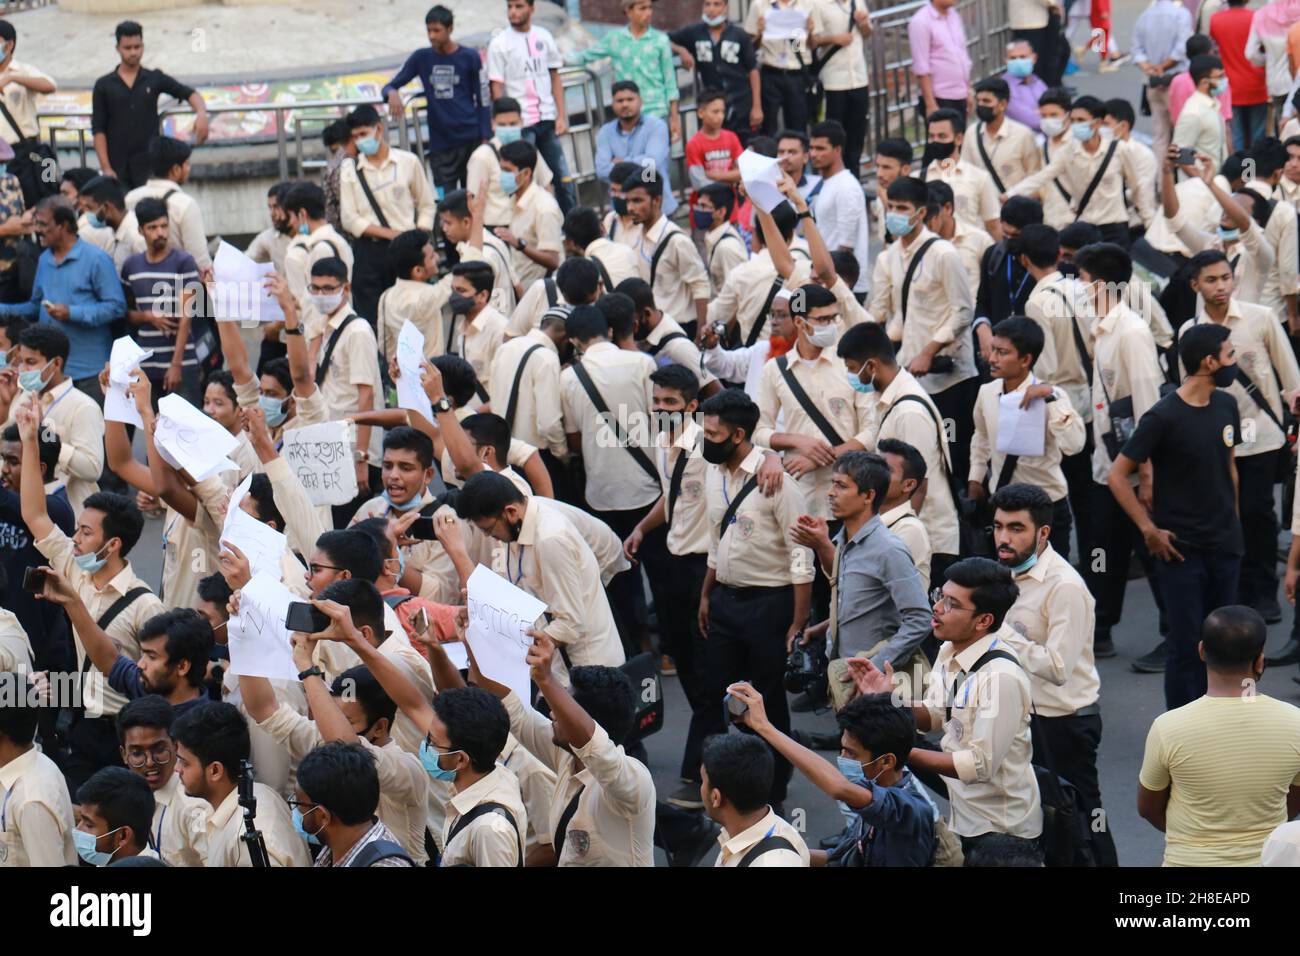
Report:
719,474,759,540
354,160,391,230
504,344,544,431
571,361,661,486
900,238,940,324
974,125,1007,194
1073,140,1119,223
775,354,845,447
746,276,786,347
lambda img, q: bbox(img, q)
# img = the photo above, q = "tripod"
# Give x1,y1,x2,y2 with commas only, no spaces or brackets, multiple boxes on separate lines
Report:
238,759,271,868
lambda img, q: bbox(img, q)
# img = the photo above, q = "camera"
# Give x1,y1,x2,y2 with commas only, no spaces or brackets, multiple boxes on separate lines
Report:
710,321,727,338
783,631,827,695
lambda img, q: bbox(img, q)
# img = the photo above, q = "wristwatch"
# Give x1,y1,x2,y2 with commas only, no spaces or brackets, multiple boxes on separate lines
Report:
297,666,324,682
283,325,303,337
432,396,453,415
516,237,527,252
796,209,812,221
353,450,367,462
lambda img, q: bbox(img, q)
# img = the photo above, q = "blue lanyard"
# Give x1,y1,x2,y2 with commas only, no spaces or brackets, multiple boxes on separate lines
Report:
958,638,1000,710
44,385,73,417
1,785,13,831
152,805,167,855
506,544,524,586
1006,255,1030,309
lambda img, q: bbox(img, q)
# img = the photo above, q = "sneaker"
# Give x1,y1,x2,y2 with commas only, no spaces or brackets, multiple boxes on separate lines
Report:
1093,632,1116,658
660,655,677,677
668,816,720,867
1132,641,1167,673
666,781,704,810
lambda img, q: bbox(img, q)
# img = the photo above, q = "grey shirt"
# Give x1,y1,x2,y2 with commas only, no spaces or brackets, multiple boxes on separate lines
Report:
831,515,933,666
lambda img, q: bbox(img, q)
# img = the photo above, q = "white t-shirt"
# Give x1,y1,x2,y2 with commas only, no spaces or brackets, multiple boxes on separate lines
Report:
813,169,870,293
487,26,562,126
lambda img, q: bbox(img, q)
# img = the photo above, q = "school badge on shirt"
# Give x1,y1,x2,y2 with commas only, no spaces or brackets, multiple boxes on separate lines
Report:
1222,425,1235,448
569,829,590,857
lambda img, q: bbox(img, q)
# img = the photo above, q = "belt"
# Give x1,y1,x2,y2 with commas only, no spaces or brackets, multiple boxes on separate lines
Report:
1048,703,1100,718
717,583,790,598
761,65,804,75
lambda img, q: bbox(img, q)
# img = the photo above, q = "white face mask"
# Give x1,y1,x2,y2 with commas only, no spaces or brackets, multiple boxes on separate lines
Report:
1039,116,1065,137
805,322,838,349
1098,125,1116,142
310,291,344,315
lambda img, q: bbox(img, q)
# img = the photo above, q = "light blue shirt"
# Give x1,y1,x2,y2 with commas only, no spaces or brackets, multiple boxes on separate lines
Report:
1131,0,1193,73
595,114,677,216
0,238,126,379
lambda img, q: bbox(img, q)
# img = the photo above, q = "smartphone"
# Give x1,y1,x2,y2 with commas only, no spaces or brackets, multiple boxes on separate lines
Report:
411,606,430,636
1176,146,1196,167
284,601,330,634
408,516,437,540
21,567,47,594
723,691,748,723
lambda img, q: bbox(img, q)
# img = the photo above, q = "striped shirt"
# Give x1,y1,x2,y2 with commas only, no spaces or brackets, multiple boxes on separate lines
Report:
120,248,200,374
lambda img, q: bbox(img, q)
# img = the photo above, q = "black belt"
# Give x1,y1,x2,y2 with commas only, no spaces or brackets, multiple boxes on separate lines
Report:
1039,703,1101,719
761,65,803,75
717,583,791,598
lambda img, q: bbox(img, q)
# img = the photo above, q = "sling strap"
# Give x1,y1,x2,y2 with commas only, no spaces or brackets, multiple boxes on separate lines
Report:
775,355,845,447
746,276,786,348
649,228,692,286
995,453,1020,492
315,314,360,386
648,331,688,356
737,833,798,867
348,837,415,868
879,393,959,504
807,0,856,73
1073,140,1119,222
974,125,1007,194
382,593,413,611
0,98,28,145
1044,138,1072,203
446,801,523,867
570,361,661,486
544,278,559,309
1234,366,1285,433
77,586,153,710
354,160,391,230
504,344,544,431
553,785,585,859
719,474,760,540
589,254,613,292
900,238,940,324
946,647,1019,721
311,237,342,259
707,228,745,270
805,177,826,204
1043,285,1091,387
666,439,694,525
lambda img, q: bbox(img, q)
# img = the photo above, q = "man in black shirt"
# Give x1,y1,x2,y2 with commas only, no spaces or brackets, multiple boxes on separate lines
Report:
670,0,762,144
972,196,1043,373
91,21,209,189
1107,323,1244,711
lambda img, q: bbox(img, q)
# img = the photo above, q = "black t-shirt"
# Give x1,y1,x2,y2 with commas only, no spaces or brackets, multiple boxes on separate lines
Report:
91,67,197,186
669,23,757,123
0,487,75,670
1120,390,1244,555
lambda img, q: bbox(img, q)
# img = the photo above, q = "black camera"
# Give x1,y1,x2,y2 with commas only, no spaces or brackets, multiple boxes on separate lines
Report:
783,632,827,695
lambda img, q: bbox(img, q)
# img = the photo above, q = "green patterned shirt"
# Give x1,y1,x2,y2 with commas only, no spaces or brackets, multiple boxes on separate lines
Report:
575,27,679,119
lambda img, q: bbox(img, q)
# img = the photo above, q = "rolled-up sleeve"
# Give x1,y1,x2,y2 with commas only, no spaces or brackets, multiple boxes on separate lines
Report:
951,667,1029,785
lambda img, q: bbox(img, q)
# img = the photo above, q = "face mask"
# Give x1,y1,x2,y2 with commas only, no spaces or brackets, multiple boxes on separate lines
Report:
292,806,323,846
1039,116,1065,137
612,196,629,217
310,292,344,315
75,827,123,867
804,322,838,349
703,12,727,25
1098,125,1115,142
701,436,737,465
691,209,715,231
885,211,915,238
847,371,874,394
356,136,381,156
495,125,523,145
85,211,104,230
1217,226,1240,244
74,544,110,575
382,488,425,512
975,105,996,124
1071,121,1095,142
18,359,50,393
258,394,287,427
499,171,519,196
503,517,523,542
418,739,461,781
923,140,955,164
1058,260,1079,278
836,754,887,785
1007,57,1033,78
1212,362,1237,388
1211,78,1229,97
448,292,476,316
393,547,406,579
1007,550,1038,575
0,350,7,371
297,222,309,236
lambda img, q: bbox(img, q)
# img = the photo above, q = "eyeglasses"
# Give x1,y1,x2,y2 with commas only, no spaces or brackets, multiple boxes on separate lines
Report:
308,563,343,576
124,743,174,768
929,587,975,615
286,799,319,811
307,284,343,295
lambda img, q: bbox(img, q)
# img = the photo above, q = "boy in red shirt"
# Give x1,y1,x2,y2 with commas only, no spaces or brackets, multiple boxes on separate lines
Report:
686,88,742,232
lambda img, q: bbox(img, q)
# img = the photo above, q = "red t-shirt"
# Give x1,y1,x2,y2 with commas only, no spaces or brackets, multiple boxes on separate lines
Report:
685,128,742,218
1210,7,1269,106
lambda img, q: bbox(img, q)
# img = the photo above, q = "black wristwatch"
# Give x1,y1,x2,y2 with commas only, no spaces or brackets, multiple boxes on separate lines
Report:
283,325,303,337
796,209,812,221
516,237,527,251
432,396,453,415
297,666,324,682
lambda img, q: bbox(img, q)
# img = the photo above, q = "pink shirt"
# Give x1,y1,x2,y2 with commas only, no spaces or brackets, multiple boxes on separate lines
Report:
908,2,972,100
1168,70,1232,125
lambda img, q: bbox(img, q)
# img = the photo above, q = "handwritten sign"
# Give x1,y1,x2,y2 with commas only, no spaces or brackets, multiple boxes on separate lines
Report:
395,320,434,423
281,420,358,507
103,336,152,428
462,564,547,705
211,240,285,324
226,575,299,681
221,474,288,583
155,394,240,481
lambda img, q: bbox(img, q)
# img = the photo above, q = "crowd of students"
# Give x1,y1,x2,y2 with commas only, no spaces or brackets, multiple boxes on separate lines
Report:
1,0,1300,870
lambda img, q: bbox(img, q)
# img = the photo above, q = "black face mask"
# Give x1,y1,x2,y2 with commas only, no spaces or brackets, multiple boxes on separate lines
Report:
633,318,651,342
922,141,955,165
975,105,996,124
504,517,523,541
701,436,737,465
612,196,629,217
448,293,476,316
1212,363,1238,388
1058,260,1079,277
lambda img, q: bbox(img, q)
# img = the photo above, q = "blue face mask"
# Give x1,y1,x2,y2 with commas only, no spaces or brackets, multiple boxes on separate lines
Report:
885,211,915,238
496,125,523,145
75,827,123,866
418,739,462,781
847,371,874,394
259,394,287,427
1217,226,1241,244
18,359,51,393
393,547,406,579
292,806,323,846
1008,551,1039,575
837,754,886,785
1006,57,1034,79
356,136,381,156
1071,121,1095,142
85,211,104,230
1211,78,1229,97
0,350,7,371
703,12,727,26
382,488,424,512
74,544,109,575
297,222,309,236
691,209,715,231
499,170,519,196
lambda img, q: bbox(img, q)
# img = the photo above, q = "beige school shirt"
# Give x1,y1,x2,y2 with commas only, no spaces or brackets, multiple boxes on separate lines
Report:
999,544,1101,717
949,219,994,293
1170,209,1277,312
705,222,749,294
1090,301,1163,484
1025,271,1093,423
881,501,932,591
960,117,1042,193
5,378,104,515
0,747,76,867
924,159,1000,232
560,341,661,512
746,0,815,69
0,609,33,673
499,733,557,855
504,690,657,866
204,781,311,867
160,475,230,611
353,489,460,605
506,274,567,338
447,305,508,391
246,227,292,275
1251,180,1300,307
466,138,554,228
459,233,519,315
867,370,960,556
1012,138,1155,228
715,806,810,866
755,348,874,517
1173,90,1226,171
1009,0,1053,29
969,375,1085,502
1192,298,1300,458
340,147,436,238
657,418,710,557
509,184,564,289
706,445,815,588
315,308,383,465
1123,137,1158,231
284,224,354,305
634,217,711,331
706,247,783,345
488,327,567,457
921,629,1042,839
377,275,451,365
1038,132,1074,230
603,210,643,249
811,0,869,92
82,214,145,273
125,179,211,270
586,237,641,290
150,771,211,868
0,61,55,141
471,490,630,586
645,315,716,388
442,765,528,867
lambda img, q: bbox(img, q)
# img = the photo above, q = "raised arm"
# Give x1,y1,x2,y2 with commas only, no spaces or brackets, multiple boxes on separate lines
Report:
136,376,200,522
14,401,54,541
38,567,123,676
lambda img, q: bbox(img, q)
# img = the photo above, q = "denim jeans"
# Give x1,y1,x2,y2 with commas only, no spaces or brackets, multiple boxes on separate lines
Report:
1157,547,1241,710
523,120,574,214
1230,102,1269,152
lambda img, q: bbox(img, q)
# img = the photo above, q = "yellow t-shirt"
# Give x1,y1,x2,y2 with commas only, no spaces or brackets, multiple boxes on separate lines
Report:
1139,694,1300,867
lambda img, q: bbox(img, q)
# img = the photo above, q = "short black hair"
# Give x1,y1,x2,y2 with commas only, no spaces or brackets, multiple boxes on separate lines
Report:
196,571,233,611
699,182,737,218
1250,137,1288,179
0,20,15,45
318,578,385,638
975,76,1010,102
838,693,916,765
61,167,100,193
1070,94,1105,119
137,608,214,688
613,276,654,314
425,3,454,26
322,120,351,149
77,767,154,850
1201,605,1267,670
0,672,38,745
315,529,384,584
1187,33,1214,59
1074,241,1132,284
1001,195,1043,229
331,665,397,730
171,701,250,779
1178,321,1231,376
116,695,176,744
875,137,913,164
926,178,955,213
837,321,898,367
699,387,759,442
148,136,191,178
499,139,538,172
991,315,1046,365
926,108,964,136
297,741,380,825
493,96,522,116
943,557,1019,631
747,135,778,157
556,256,601,303
650,363,700,404
565,303,610,343
115,20,143,42
433,354,480,407
206,369,237,405
611,79,641,98
261,356,292,395
1189,54,1223,86
810,119,846,149
697,87,727,110
19,323,70,364
454,470,526,520
830,250,860,287
451,260,495,296
245,473,285,531
562,206,604,248
1018,223,1060,268
134,196,169,227
1058,221,1103,251
38,196,78,233
990,482,1054,531
608,160,641,188
877,437,927,485
439,188,471,220
1038,86,1073,111
461,412,512,464
347,104,383,129
597,292,637,340
832,451,891,509
622,167,665,199
1102,97,1135,128
382,425,434,471
310,256,349,283
570,665,634,745
886,176,929,209
788,282,837,318
702,733,773,814
2,420,59,478
350,517,392,564
282,182,326,220
82,491,145,556
1187,248,1231,280
432,686,510,772
776,128,809,150
390,229,431,278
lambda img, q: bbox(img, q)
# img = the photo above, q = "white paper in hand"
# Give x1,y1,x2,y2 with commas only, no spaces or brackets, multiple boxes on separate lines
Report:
281,420,359,507
104,336,152,427
738,149,786,214
221,473,288,582
226,575,299,681
463,564,547,706
395,320,434,422
212,240,280,324
763,6,808,40
155,393,240,481
996,388,1048,458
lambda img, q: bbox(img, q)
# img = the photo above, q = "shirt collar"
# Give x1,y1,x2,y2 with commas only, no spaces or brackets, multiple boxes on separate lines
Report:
517,495,542,547
613,116,646,137
0,745,39,791
526,327,559,353
1198,296,1246,326
718,807,781,855
1096,300,1134,336
357,150,394,174
875,368,921,408
1020,543,1056,582
448,766,508,817
646,315,685,345
880,501,918,525
835,514,881,548
1031,270,1064,294
948,631,1002,674
672,417,703,452
326,306,354,329
209,785,241,831
102,561,142,599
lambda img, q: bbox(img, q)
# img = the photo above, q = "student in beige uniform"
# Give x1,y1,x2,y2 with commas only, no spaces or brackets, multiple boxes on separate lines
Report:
494,139,564,289
79,175,145,273
377,229,451,366
1036,88,1075,230
700,732,809,866
706,201,798,347
0,600,32,674
991,482,1115,867
698,184,749,294
72,766,156,865
439,188,518,314
1099,98,1158,237
0,672,77,867
876,437,933,591
618,278,719,397
466,97,555,231
562,206,640,291
282,182,354,306
924,179,993,292
488,313,568,459
923,109,1003,239
603,160,645,249
626,169,711,334
124,136,211,271
245,182,295,275
115,696,211,867
445,262,508,391
962,77,1042,196
172,701,311,867
745,0,815,136
1242,142,1300,332
849,557,1043,858
474,629,657,867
